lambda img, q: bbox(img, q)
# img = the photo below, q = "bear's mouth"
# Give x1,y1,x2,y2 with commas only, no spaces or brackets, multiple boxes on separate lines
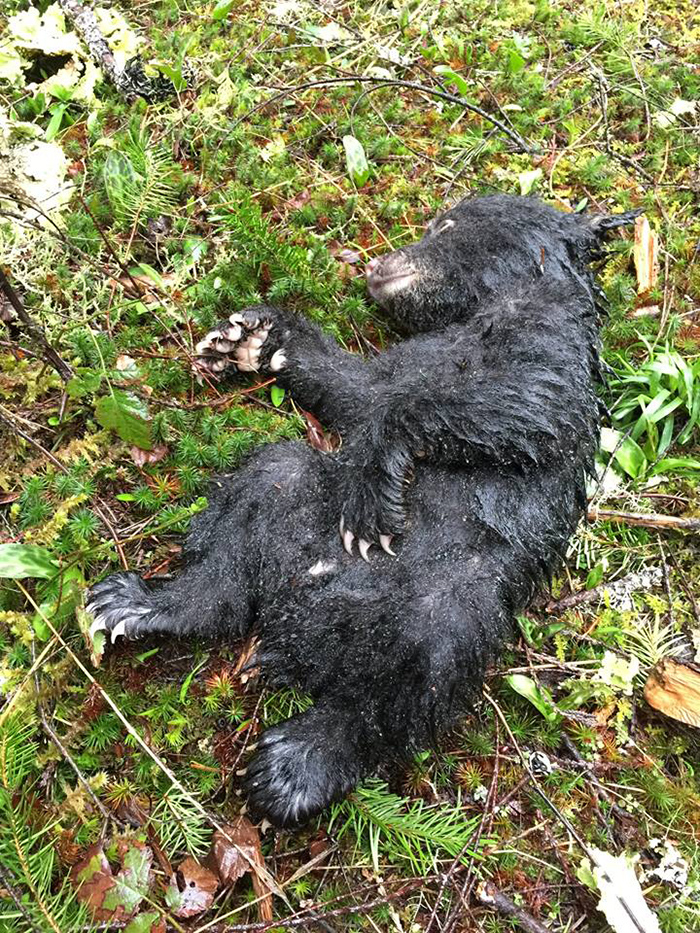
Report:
367,269,419,302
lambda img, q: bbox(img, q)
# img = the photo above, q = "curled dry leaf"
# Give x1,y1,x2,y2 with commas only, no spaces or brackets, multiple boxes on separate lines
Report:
130,444,169,467
166,857,219,919
644,658,700,728
302,409,341,453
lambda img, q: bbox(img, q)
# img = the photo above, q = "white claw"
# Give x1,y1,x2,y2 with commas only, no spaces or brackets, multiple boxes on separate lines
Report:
358,539,372,563
380,534,396,556
343,529,355,555
269,349,287,372
195,338,213,354
214,338,232,353
339,515,345,534
89,615,107,639
229,313,245,324
224,324,242,341
111,619,127,643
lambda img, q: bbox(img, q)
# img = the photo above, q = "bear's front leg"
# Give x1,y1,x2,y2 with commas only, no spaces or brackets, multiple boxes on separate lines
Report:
193,304,379,433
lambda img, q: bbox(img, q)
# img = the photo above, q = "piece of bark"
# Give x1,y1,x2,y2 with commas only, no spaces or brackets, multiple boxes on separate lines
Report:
645,659,700,728
633,215,659,296
57,0,176,102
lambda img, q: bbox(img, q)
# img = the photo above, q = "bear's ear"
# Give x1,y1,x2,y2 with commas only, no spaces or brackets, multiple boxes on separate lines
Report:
586,208,643,237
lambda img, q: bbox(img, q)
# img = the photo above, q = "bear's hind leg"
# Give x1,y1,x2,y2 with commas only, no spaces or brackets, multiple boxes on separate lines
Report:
245,701,375,828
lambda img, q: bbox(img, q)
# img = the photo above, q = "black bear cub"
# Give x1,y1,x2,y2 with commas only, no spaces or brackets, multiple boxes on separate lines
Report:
87,195,638,827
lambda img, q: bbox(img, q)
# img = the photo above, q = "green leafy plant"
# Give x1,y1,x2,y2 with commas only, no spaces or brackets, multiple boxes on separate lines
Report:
330,779,484,874
102,127,183,230
607,339,700,477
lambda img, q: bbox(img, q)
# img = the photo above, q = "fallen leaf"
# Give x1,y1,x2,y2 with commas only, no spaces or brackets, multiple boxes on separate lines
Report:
71,844,118,921
205,816,273,921
633,215,659,296
644,659,700,727
165,857,219,918
130,444,169,467
207,816,260,886
301,410,340,453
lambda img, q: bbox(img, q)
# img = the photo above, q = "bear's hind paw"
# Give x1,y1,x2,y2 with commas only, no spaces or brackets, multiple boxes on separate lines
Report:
245,711,363,828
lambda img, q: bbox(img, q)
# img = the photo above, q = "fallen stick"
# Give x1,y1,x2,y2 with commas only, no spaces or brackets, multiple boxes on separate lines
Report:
477,881,552,933
587,506,700,533
57,0,175,101
0,267,72,382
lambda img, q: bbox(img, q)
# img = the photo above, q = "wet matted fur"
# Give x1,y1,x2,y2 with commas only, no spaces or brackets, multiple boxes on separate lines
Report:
87,195,639,827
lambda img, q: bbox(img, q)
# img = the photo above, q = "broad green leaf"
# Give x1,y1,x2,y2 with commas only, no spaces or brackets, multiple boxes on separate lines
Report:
124,913,164,933
507,50,525,73
67,369,103,398
342,135,370,187
434,66,469,96
103,150,137,211
149,61,187,91
212,0,237,20
135,262,166,288
95,390,153,449
651,457,700,475
505,674,560,722
586,563,605,589
270,384,285,407
45,103,66,141
613,435,647,478
518,168,542,196
0,544,57,579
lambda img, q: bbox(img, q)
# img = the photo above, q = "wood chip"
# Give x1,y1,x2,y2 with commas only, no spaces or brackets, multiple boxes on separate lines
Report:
633,215,659,296
644,659,700,728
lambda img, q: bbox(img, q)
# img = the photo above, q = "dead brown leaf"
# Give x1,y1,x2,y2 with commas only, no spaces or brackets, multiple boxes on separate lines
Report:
205,816,273,921
130,444,169,467
645,658,700,727
167,857,219,918
302,410,341,453
71,844,118,921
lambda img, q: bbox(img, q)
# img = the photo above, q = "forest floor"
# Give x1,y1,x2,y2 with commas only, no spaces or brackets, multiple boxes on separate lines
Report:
1,0,700,930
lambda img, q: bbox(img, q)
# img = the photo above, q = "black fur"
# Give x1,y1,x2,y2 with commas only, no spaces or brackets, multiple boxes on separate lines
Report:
87,195,639,827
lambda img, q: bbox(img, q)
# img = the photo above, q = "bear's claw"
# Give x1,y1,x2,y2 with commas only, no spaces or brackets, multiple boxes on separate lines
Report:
194,312,285,378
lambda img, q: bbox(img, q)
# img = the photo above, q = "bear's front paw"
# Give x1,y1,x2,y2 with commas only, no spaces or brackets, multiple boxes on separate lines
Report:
85,573,163,643
193,306,287,378
338,474,405,561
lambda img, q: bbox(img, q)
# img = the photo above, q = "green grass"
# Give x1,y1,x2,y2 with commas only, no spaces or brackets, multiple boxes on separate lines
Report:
1,0,700,930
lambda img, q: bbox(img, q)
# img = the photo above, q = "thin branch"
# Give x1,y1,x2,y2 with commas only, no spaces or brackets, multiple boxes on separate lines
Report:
477,881,553,933
0,266,73,382
231,75,535,152
0,865,45,933
588,506,700,533
34,679,115,824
